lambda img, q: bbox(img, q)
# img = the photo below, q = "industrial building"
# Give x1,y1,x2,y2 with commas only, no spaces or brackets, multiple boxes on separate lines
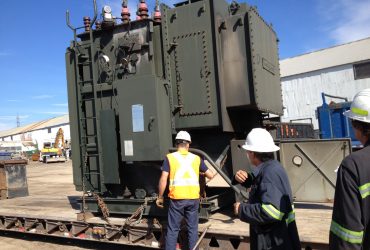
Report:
280,37,370,129
0,115,70,151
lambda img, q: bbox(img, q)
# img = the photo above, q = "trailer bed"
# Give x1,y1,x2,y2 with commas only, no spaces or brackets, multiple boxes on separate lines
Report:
0,161,331,249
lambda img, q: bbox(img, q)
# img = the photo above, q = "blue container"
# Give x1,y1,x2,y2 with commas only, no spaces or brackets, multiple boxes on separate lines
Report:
317,93,360,147
0,152,12,160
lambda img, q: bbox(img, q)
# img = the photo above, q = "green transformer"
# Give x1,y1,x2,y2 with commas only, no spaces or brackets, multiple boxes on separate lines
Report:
65,0,281,219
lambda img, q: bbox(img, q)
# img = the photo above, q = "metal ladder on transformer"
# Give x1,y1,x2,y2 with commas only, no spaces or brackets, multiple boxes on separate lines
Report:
66,0,103,195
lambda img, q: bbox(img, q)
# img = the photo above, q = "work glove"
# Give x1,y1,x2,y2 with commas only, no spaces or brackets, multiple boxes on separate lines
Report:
156,197,164,208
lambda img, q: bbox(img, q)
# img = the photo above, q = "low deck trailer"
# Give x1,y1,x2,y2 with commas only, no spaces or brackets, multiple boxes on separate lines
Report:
0,162,331,249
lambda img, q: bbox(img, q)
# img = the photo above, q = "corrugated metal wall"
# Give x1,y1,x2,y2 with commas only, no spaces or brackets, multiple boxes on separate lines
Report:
281,64,370,129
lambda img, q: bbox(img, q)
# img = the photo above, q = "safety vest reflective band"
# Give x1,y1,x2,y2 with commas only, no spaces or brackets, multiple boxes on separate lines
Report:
167,151,200,199
286,211,295,224
286,205,295,225
359,182,370,199
262,204,284,220
352,107,369,116
172,178,199,186
330,220,364,244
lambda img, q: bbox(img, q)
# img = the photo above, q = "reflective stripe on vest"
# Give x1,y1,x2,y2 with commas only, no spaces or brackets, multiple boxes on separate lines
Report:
286,205,295,225
359,182,370,199
167,151,200,199
330,220,363,244
262,204,284,220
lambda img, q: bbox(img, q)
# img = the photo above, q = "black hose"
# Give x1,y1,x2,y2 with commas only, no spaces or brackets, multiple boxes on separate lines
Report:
169,148,248,199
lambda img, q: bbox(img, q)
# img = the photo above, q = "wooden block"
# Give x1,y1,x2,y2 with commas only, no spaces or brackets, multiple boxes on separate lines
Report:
77,211,94,221
0,169,6,190
0,189,7,200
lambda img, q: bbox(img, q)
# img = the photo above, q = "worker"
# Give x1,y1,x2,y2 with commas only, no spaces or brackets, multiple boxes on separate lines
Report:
329,88,370,249
156,131,215,250
233,128,301,250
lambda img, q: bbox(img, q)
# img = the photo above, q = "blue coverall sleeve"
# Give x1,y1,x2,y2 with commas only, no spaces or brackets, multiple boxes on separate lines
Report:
200,159,208,172
329,159,363,250
161,157,170,172
238,182,286,225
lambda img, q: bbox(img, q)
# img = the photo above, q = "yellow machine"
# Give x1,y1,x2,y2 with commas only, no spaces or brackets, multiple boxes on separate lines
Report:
54,128,65,149
40,128,66,163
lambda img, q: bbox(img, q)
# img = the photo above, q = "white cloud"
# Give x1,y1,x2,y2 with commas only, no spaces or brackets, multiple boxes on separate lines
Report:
7,99,21,102
0,51,10,56
318,0,370,44
38,111,68,115
32,95,54,99
52,103,68,107
0,116,15,121
0,123,13,131
0,115,29,121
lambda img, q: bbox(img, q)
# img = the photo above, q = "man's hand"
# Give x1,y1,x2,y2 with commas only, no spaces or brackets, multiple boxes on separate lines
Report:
234,202,240,216
204,169,215,180
156,197,164,208
235,170,248,183
157,171,168,208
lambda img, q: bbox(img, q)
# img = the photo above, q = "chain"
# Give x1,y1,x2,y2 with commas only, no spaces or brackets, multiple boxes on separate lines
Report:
124,197,157,227
124,201,146,227
93,193,112,224
83,191,163,243
81,162,158,233
91,193,156,230
82,154,88,222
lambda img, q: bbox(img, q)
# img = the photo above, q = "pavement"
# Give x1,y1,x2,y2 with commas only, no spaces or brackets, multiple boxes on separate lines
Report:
0,160,88,249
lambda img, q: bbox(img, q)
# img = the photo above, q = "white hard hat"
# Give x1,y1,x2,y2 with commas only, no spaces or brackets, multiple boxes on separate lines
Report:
175,131,191,142
343,88,370,123
242,128,280,152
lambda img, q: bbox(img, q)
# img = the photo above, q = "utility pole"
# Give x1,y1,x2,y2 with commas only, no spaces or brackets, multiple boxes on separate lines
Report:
16,113,20,127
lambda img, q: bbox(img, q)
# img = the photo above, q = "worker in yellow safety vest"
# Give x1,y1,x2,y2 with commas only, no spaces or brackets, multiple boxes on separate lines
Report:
156,131,215,250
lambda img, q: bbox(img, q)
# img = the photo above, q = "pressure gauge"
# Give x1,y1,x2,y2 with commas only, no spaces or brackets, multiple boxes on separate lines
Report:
102,5,113,23
103,5,112,14
292,155,303,167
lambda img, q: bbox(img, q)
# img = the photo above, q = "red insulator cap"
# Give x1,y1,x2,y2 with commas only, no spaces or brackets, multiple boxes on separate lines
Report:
122,7,130,15
138,2,148,11
154,8,161,22
95,20,102,30
121,0,131,23
83,16,91,32
138,0,148,12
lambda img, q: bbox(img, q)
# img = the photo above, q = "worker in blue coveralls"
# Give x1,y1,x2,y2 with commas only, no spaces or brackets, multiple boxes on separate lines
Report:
156,131,215,250
329,88,370,249
233,128,301,250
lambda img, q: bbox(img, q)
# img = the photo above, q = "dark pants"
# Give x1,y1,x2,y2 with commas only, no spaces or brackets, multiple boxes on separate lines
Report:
166,199,199,250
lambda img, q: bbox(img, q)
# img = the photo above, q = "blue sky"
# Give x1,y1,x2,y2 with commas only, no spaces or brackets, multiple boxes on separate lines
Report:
0,0,370,131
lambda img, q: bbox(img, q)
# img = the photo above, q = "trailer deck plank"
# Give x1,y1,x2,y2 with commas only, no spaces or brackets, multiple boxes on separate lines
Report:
0,161,332,246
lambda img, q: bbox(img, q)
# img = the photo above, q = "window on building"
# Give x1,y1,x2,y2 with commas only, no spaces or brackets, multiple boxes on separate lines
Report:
48,128,52,134
354,61,370,80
